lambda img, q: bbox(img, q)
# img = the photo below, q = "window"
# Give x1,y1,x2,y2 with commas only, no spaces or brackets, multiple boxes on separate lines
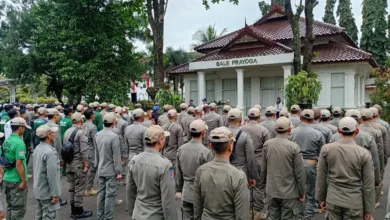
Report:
260,76,284,108
190,80,198,105
245,78,251,112
222,79,237,107
206,80,215,102
331,73,345,108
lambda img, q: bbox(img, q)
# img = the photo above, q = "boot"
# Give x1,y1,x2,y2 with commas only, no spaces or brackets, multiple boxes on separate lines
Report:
73,206,93,219
70,202,75,218
59,198,67,206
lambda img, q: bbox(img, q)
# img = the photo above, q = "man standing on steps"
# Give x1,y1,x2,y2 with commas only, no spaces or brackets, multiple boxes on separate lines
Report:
83,109,98,197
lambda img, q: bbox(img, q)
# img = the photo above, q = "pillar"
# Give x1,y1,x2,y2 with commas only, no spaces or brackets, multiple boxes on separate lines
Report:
345,72,356,108
197,71,205,106
282,65,293,107
10,85,16,103
236,69,245,117
251,77,261,107
361,76,365,107
357,75,361,108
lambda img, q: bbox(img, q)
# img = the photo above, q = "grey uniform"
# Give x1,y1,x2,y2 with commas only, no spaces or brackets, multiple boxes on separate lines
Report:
115,118,128,160
202,111,223,145
240,121,270,213
158,113,170,127
289,124,325,219
63,125,89,208
321,121,338,134
290,115,300,128
316,140,375,219
372,121,389,162
100,110,108,118
141,119,153,128
311,122,332,143
33,142,61,220
178,111,188,129
176,139,213,219
127,148,178,220
182,115,195,143
124,122,146,162
82,121,98,191
46,120,62,159
359,124,385,171
260,118,277,138
261,135,306,220
228,125,258,180
330,117,341,127
95,128,123,220
222,114,229,127
194,157,249,220
379,118,390,155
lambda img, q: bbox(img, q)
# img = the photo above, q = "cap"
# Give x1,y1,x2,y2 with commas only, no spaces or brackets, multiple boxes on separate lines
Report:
291,105,301,111
209,103,217,108
80,100,87,105
195,107,203,113
279,109,289,117
248,108,260,117
223,105,232,112
275,117,290,132
133,108,144,117
115,107,122,114
135,103,142,109
108,104,115,109
180,103,188,109
38,107,47,115
332,107,342,115
101,102,108,107
167,109,178,117
339,117,357,132
76,104,84,112
144,125,170,144
373,104,383,113
163,105,170,110
369,107,379,117
89,103,95,108
36,124,58,138
47,108,59,115
10,117,31,129
187,107,195,114
345,109,361,119
265,106,276,114
209,127,235,143
71,112,83,122
320,109,331,118
94,102,100,107
312,107,321,118
56,105,63,110
26,104,32,108
103,112,118,123
361,109,373,120
202,98,207,102
202,104,210,109
253,105,262,111
301,109,314,119
228,108,242,120
189,120,208,133
153,106,160,111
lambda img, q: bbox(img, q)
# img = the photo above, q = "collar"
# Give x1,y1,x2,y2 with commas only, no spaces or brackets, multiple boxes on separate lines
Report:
359,123,372,127
248,120,259,125
10,133,20,138
312,121,320,124
337,139,356,145
213,156,230,163
265,118,274,121
229,125,239,129
65,116,71,119
189,139,203,144
72,124,82,128
276,134,288,139
145,148,161,155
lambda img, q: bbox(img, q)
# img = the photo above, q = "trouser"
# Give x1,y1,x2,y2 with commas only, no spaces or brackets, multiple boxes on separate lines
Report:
182,201,194,220
67,170,87,207
325,203,363,220
253,162,266,214
97,176,118,220
169,158,179,192
35,199,59,220
61,163,67,177
86,162,96,191
267,197,302,220
4,181,27,220
303,161,317,219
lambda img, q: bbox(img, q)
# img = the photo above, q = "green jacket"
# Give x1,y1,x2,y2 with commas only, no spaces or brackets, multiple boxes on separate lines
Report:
59,116,72,140
0,113,10,133
33,118,46,131
93,110,103,131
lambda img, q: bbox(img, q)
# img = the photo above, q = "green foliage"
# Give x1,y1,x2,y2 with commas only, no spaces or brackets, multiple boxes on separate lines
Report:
285,71,322,110
370,68,390,122
191,24,228,48
337,0,358,44
155,90,182,110
137,100,155,109
37,97,58,104
202,0,239,10
164,47,194,70
323,0,336,25
258,0,284,16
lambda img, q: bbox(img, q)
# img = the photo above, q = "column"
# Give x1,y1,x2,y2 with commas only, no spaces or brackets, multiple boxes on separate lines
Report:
361,76,365,107
236,69,245,116
357,75,361,108
215,78,223,114
282,65,293,108
317,73,331,107
344,72,356,109
197,71,205,106
251,77,261,107
10,85,16,103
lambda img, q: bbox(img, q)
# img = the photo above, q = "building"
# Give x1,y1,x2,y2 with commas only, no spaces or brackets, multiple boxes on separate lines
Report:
168,4,377,115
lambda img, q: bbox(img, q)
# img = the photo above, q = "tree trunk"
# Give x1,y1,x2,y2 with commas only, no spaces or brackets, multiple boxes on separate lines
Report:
302,0,316,74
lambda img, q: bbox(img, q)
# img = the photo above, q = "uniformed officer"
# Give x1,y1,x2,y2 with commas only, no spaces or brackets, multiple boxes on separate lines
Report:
178,103,188,129
141,108,154,128
94,112,123,220
114,107,128,185
182,106,196,143
25,104,33,125
127,103,142,126
80,101,87,108
288,109,325,219
162,109,184,198
222,105,232,127
370,107,389,161
126,125,177,220
290,105,301,128
194,127,249,219
373,104,390,134
83,109,98,196
202,104,210,115
194,106,203,119
64,112,92,218
311,107,332,143
241,108,270,219
59,108,73,140
320,109,338,134
33,107,48,148
2,117,29,220
108,104,116,113
158,105,172,126
92,103,103,131
0,104,13,133
124,108,146,163
4,108,19,139
100,102,108,118
261,117,306,220
202,103,223,145
330,107,342,127
279,109,294,129
260,106,277,138
316,117,375,220
33,125,61,220
176,120,213,220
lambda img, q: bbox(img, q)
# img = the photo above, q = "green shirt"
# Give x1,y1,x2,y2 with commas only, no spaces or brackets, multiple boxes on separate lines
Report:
93,110,103,131
33,118,46,131
1,134,28,182
59,116,72,140
0,113,10,133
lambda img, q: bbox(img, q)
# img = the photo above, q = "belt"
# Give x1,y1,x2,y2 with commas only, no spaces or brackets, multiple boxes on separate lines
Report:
305,159,317,166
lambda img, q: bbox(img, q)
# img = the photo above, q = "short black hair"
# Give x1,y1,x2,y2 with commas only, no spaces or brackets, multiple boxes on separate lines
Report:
46,104,54,109
265,113,275,117
190,132,202,138
48,115,55,120
301,117,313,123
8,109,18,119
248,116,259,121
223,110,229,113
84,109,94,120
146,142,157,147
320,117,329,122
333,113,341,117
11,125,23,131
104,122,113,127
64,108,72,116
5,105,14,112
210,142,229,154
276,130,289,134
34,106,40,113
341,131,355,136
39,137,46,141
19,109,26,115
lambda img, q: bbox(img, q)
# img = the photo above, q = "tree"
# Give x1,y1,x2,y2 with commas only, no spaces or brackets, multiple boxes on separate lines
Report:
258,0,284,15
337,0,358,44
302,0,318,74
323,0,336,25
191,24,228,48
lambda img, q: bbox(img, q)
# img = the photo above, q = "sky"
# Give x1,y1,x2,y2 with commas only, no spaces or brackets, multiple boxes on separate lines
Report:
135,0,389,52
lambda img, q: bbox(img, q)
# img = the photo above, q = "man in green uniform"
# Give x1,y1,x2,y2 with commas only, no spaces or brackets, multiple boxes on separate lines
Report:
0,104,13,133
2,117,29,220
33,107,48,149
59,108,73,141
92,103,103,131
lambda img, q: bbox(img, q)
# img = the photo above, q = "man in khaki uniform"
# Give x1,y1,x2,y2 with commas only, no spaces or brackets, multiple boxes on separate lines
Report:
373,104,390,141
126,125,177,220
158,105,171,126
316,117,375,220
290,105,301,128
194,127,249,219
241,108,270,219
261,117,306,220
311,107,332,143
177,103,188,129
182,107,195,143
194,107,203,119
114,107,128,179
370,107,389,161
100,102,108,118
64,112,92,218
260,106,277,138
320,109,338,134
202,103,223,146
222,105,231,127
330,107,342,127
124,109,146,162
176,120,213,219
82,109,98,196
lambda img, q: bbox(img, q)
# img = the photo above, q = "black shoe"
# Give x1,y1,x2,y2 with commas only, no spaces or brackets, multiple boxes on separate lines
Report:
73,206,93,219
60,198,67,206
70,202,75,218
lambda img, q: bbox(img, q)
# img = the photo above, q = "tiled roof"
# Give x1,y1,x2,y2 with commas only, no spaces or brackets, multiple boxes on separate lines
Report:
312,41,372,63
167,62,195,74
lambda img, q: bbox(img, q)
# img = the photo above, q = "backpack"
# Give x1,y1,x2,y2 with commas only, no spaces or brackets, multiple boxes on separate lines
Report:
61,127,80,163
229,130,243,162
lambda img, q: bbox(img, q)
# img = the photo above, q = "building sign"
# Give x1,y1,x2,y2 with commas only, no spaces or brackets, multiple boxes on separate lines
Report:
216,58,258,67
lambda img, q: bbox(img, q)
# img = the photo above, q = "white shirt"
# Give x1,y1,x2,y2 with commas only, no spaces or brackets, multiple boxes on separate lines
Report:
4,121,11,139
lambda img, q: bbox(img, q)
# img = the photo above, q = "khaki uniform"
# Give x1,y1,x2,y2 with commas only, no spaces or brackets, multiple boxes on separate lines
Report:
100,109,108,118
124,122,146,161
372,121,389,162
178,111,188,129
241,121,270,213
182,115,195,143
127,148,178,220
64,125,89,208
82,121,97,191
176,139,213,219
311,122,332,143
141,119,153,128
95,128,123,220
222,114,229,127
260,118,277,138
33,142,61,220
158,113,170,127
321,122,338,134
289,124,325,219
316,140,375,219
379,118,390,156
115,118,128,161
330,117,341,128
290,115,300,128
201,111,223,145
261,135,306,220
359,124,385,171
46,120,62,160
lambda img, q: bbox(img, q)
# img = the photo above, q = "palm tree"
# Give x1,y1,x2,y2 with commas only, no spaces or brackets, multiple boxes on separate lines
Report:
191,24,228,48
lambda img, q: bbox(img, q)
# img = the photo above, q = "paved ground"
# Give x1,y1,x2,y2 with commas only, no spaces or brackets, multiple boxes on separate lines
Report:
3,161,390,220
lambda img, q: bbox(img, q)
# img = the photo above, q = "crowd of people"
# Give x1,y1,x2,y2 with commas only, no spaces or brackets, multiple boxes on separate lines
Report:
0,100,386,220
